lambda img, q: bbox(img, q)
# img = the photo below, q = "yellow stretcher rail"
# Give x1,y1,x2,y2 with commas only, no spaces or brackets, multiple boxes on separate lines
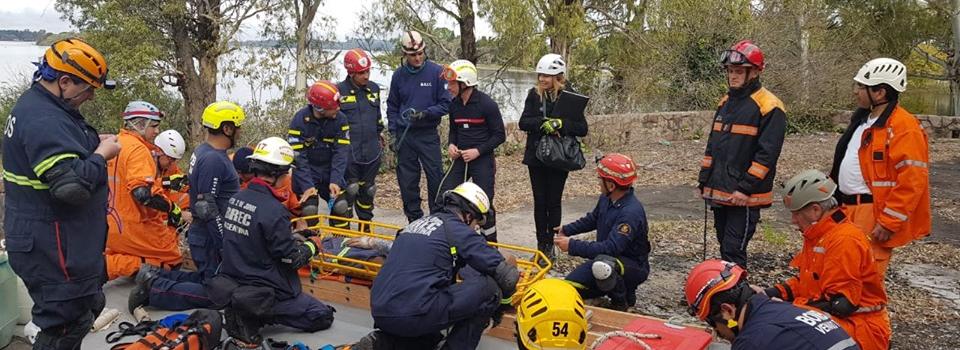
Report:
292,214,552,305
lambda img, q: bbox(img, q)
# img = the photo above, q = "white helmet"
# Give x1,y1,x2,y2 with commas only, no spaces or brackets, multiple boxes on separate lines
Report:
443,59,479,87
445,181,490,220
123,100,163,121
154,130,186,159
400,30,426,54
248,137,295,167
854,58,907,92
536,53,566,75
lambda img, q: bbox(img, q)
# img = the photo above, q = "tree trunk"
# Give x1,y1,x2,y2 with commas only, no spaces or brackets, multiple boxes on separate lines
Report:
798,12,810,106
294,0,320,93
951,0,960,115
458,0,477,62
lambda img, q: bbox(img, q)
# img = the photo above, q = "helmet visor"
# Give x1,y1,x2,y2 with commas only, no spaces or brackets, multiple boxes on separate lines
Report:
441,65,459,82
720,49,751,67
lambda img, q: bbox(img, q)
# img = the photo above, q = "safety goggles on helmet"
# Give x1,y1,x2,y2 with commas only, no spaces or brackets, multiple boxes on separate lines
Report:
687,262,737,319
441,66,459,81
720,49,753,67
50,43,116,89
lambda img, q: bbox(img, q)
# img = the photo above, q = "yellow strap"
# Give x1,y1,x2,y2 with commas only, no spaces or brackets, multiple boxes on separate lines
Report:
340,96,357,103
337,139,351,145
33,153,79,177
341,125,350,131
288,129,302,136
292,144,304,150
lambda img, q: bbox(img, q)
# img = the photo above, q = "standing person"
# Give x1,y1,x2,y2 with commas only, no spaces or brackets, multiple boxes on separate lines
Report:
762,170,890,350
438,59,506,242
386,30,452,223
698,40,787,268
553,154,650,311
288,81,351,227
219,137,336,349
337,48,384,231
685,260,860,350
369,182,519,350
2,38,121,349
829,58,930,278
105,101,185,281
518,53,588,258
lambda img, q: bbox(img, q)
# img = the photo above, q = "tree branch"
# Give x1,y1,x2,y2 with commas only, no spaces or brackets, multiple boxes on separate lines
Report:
910,71,949,81
426,0,461,21
913,45,949,68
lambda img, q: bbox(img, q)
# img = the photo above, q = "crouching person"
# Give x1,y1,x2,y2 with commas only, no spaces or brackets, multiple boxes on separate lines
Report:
368,182,519,350
554,153,650,311
685,260,859,350
212,137,336,349
761,170,890,350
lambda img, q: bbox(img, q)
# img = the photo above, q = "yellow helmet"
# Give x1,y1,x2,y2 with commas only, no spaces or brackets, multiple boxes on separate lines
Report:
201,101,245,129
516,279,588,350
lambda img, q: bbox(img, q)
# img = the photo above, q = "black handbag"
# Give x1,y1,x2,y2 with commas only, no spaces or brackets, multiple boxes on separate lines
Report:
536,134,586,171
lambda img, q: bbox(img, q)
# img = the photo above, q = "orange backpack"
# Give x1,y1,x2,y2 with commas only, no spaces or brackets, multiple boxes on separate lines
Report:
109,309,222,350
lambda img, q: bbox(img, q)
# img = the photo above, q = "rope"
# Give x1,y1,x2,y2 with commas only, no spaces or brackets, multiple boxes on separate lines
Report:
589,331,660,350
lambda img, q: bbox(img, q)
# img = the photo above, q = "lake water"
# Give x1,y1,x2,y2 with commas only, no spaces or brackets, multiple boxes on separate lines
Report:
0,41,536,120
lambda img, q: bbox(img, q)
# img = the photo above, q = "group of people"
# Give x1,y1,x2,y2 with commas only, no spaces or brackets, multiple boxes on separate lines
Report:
0,32,929,350
683,41,930,350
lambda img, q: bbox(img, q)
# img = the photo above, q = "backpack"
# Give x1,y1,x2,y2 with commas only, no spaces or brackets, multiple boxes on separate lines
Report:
108,309,223,350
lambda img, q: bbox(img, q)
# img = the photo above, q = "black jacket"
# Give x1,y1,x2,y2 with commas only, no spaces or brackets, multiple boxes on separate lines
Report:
698,80,787,207
518,87,588,167
448,89,506,156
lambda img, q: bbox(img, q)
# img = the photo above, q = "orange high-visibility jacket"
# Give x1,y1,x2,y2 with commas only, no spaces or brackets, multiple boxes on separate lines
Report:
771,210,888,347
160,161,190,211
830,104,930,248
106,129,181,263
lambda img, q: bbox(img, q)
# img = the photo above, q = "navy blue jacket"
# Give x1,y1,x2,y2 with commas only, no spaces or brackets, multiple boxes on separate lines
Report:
371,212,504,318
221,181,307,301
338,78,384,164
2,83,108,296
288,106,351,193
385,60,451,134
563,188,650,267
734,295,859,350
187,142,241,246
448,89,506,156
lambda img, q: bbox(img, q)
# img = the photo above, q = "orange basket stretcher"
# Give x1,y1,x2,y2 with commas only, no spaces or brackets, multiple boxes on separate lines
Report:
292,214,552,305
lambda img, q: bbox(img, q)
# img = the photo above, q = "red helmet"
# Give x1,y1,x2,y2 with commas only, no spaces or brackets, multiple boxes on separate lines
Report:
344,48,372,74
721,40,765,71
596,153,637,187
685,259,747,321
307,81,340,111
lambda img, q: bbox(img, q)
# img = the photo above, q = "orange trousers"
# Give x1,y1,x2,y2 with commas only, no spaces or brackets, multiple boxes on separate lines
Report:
836,309,891,350
105,252,182,280
841,202,894,277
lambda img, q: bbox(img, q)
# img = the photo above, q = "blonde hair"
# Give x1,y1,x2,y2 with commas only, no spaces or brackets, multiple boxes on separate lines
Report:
535,74,566,103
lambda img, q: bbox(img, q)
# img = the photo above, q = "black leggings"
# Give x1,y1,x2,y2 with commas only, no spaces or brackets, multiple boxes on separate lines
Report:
528,165,569,248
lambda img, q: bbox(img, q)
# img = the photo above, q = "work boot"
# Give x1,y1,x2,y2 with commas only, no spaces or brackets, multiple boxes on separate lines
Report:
128,268,157,315
136,263,162,284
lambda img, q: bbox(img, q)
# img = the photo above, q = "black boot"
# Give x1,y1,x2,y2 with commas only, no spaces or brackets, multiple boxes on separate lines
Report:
128,267,158,315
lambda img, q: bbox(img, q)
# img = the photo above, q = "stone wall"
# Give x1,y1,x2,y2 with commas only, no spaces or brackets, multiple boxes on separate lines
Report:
829,111,960,138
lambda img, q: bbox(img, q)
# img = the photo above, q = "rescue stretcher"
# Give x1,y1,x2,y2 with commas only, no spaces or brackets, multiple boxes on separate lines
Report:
291,215,718,349
292,214,553,305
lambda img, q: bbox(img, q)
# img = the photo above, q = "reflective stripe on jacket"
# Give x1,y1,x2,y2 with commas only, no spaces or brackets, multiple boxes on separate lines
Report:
830,103,930,248
699,80,787,207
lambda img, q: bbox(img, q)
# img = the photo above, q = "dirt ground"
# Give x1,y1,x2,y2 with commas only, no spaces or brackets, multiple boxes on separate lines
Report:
373,131,960,349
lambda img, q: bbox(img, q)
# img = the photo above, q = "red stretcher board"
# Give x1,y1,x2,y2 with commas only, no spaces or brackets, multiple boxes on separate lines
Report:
593,317,714,350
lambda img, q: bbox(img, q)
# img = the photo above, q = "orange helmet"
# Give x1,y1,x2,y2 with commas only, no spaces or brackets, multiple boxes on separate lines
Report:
307,81,340,111
685,259,746,321
344,48,372,74
596,153,637,187
44,38,113,89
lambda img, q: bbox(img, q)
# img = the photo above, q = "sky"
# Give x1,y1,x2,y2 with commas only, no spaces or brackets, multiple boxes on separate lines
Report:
0,0,492,41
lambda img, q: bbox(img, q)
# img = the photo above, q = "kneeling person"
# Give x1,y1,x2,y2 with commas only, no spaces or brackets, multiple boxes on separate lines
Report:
762,170,889,350
685,260,859,350
219,137,336,348
554,153,650,311
370,182,519,350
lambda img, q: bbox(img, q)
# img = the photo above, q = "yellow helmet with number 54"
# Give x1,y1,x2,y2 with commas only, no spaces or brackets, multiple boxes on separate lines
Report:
516,278,588,350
